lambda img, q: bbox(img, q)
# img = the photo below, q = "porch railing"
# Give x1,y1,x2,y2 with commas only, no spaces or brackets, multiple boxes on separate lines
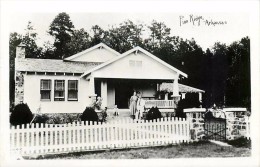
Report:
145,100,176,109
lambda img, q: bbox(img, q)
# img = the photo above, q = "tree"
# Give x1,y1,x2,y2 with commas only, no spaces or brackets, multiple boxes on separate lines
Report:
41,41,55,59
104,20,144,53
66,28,91,56
226,37,250,108
22,21,42,58
48,12,74,59
211,42,228,106
147,20,171,49
89,25,108,47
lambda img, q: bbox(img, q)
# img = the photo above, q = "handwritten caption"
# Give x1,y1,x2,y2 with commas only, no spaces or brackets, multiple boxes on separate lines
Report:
179,14,227,26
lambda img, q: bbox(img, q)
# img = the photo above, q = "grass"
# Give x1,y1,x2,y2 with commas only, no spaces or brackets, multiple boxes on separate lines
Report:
28,141,251,159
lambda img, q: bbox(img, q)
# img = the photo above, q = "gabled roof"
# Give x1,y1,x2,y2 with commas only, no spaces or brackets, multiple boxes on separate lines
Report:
80,46,188,78
15,58,101,73
160,83,205,93
64,43,121,61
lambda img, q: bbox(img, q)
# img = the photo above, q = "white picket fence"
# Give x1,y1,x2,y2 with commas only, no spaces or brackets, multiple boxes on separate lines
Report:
10,117,191,155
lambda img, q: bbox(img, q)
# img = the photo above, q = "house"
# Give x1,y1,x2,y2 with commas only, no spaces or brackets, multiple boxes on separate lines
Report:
15,43,204,113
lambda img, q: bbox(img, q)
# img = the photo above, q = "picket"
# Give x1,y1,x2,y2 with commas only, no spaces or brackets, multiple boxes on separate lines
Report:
10,117,192,155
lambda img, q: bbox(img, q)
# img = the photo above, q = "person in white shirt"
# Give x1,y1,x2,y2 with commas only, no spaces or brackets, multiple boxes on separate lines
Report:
136,92,145,120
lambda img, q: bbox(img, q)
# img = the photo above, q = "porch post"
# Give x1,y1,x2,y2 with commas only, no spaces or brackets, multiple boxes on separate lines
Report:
199,92,202,101
164,93,168,100
171,74,181,103
88,76,97,98
181,93,186,99
101,81,108,108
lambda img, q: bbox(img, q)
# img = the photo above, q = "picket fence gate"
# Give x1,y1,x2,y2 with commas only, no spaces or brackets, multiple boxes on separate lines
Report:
10,117,191,155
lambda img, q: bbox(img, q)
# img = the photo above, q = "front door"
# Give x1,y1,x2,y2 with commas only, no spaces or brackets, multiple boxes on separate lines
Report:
115,81,133,108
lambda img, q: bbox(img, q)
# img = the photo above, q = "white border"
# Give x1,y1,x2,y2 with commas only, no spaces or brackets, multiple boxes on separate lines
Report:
1,1,259,167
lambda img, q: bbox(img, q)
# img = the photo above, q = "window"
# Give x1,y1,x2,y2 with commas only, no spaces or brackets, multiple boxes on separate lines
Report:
40,80,51,100
54,80,65,101
136,60,142,67
68,80,78,101
129,60,135,67
129,60,142,67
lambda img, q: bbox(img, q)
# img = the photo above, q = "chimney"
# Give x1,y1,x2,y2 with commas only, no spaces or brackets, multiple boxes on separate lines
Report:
16,43,26,59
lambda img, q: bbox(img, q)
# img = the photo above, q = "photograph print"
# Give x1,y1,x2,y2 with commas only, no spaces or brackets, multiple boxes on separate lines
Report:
3,1,257,164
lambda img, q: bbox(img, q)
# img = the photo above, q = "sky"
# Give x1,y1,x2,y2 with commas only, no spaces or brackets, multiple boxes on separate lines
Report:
8,12,249,51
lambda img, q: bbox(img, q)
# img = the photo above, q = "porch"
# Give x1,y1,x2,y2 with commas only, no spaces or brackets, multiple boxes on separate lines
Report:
92,78,179,110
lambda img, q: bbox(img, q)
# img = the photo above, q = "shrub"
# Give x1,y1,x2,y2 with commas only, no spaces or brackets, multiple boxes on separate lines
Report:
227,137,251,148
10,103,33,126
175,98,201,118
33,114,49,124
146,107,162,121
80,107,99,123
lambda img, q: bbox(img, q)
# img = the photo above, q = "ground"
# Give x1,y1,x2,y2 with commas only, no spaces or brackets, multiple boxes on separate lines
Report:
27,141,250,159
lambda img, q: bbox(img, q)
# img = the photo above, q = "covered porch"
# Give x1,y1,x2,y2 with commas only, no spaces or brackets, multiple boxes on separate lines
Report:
89,77,179,109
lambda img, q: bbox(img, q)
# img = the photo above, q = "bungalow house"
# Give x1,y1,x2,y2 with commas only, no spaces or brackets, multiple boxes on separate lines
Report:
15,43,204,113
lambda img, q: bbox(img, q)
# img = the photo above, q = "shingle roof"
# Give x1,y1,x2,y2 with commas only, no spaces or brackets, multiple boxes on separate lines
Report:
160,83,205,93
15,58,102,73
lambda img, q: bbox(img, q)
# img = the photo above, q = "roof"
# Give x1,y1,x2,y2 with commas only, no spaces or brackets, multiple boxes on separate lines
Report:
15,58,101,73
160,83,205,93
64,43,121,61
80,46,188,78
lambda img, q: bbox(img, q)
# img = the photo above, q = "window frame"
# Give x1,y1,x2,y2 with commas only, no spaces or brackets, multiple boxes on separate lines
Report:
40,79,52,101
54,80,65,101
68,80,78,101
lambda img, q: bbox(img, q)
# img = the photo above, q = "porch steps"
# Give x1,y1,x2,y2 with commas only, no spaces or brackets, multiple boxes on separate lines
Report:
107,109,131,117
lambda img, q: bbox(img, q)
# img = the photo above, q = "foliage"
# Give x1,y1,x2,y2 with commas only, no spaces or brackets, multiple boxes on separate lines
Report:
80,107,99,122
99,108,108,123
48,12,74,59
22,21,42,58
66,28,91,56
146,107,162,120
10,103,33,126
32,114,49,124
175,98,200,118
32,113,81,124
227,137,251,148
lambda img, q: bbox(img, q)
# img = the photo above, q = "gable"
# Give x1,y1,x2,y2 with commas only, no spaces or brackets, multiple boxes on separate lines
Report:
81,47,187,79
65,43,120,63
91,51,179,80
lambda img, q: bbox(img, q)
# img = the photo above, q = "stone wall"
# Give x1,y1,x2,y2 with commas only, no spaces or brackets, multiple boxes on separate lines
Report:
15,71,24,105
184,108,250,141
226,114,250,140
184,109,206,141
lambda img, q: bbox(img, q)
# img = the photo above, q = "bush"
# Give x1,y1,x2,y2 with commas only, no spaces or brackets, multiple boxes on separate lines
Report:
10,103,33,126
175,98,201,118
80,107,99,123
33,114,49,124
227,137,251,148
146,107,162,120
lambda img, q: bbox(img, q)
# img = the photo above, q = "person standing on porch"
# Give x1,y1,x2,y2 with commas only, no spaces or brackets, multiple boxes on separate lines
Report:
130,91,138,118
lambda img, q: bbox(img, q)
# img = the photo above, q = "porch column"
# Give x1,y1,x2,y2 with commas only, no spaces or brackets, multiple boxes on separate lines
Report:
181,93,186,99
171,74,181,103
164,93,168,100
101,81,107,108
88,76,96,98
199,92,202,101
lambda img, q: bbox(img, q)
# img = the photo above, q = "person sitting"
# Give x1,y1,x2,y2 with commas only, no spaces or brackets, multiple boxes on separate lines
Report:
113,105,119,117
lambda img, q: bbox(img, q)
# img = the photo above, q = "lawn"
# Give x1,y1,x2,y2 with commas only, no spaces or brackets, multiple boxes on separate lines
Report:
28,141,251,159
